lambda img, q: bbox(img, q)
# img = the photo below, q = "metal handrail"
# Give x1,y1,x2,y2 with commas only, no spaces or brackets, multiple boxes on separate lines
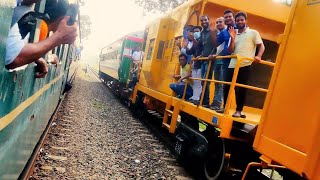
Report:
177,54,275,116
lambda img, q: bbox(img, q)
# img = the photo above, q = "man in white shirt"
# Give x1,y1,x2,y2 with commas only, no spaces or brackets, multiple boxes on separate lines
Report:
132,46,144,63
5,0,78,78
226,11,265,118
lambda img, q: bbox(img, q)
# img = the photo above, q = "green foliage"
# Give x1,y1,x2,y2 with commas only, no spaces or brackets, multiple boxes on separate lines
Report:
134,0,188,14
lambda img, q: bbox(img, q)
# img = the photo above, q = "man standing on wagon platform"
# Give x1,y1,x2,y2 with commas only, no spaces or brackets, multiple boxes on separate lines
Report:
227,12,265,118
210,9,242,113
192,15,218,108
209,17,226,111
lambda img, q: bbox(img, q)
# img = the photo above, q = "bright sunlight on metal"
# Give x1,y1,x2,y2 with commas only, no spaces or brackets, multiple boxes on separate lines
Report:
273,0,293,6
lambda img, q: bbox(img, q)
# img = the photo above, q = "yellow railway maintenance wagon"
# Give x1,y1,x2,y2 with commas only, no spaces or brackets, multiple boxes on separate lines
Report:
128,0,319,179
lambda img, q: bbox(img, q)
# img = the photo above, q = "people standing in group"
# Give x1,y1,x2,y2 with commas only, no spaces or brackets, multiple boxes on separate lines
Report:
226,11,265,118
169,11,266,119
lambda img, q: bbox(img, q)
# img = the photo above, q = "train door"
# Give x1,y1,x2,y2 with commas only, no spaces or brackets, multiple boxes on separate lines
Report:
253,1,320,179
160,18,178,96
139,18,169,92
166,3,201,93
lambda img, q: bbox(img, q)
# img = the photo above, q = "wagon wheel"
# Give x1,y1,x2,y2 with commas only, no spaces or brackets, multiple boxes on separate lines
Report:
203,137,225,180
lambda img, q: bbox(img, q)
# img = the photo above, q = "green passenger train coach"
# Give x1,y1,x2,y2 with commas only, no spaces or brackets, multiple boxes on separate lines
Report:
99,32,144,87
0,0,79,179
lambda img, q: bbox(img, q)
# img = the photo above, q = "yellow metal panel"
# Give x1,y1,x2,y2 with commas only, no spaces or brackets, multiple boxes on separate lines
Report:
136,83,261,141
203,2,286,42
141,18,180,96
207,0,290,23
254,0,320,177
258,135,307,173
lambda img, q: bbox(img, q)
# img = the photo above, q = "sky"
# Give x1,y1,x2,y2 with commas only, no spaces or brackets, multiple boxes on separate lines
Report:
80,0,161,64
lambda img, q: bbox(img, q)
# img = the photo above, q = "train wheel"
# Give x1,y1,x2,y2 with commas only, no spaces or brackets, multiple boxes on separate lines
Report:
203,137,225,180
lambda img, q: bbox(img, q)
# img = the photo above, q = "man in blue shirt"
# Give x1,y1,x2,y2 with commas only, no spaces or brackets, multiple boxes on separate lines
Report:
214,10,236,112
210,17,226,111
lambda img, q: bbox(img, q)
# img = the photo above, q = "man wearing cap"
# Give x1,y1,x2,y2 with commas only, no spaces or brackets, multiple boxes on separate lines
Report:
178,25,194,64
5,0,78,78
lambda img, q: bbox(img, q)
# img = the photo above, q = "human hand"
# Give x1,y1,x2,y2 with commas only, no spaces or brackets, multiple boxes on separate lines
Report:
183,40,188,48
228,26,236,40
195,56,202,61
208,54,217,60
176,39,182,49
51,54,59,65
55,16,78,44
254,56,262,63
35,58,48,78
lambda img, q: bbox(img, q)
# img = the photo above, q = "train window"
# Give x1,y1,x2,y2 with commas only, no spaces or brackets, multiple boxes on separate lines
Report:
52,47,57,55
59,44,65,60
156,41,165,59
171,36,183,62
146,39,155,60
273,0,292,6
56,45,61,56
143,28,149,51
169,39,173,48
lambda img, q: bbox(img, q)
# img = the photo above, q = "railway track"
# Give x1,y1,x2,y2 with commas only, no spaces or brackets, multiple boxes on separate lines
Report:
89,67,178,152
88,67,277,180
26,66,193,179
89,66,194,178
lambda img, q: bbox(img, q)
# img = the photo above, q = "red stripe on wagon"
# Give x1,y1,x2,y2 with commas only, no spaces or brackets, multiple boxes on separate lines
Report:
126,36,144,42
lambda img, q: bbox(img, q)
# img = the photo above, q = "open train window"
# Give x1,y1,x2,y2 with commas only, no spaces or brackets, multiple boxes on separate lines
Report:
59,44,65,60
274,0,292,6
143,28,149,51
169,39,173,48
146,39,155,60
246,39,280,109
156,41,165,59
170,36,183,62
1,1,43,69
